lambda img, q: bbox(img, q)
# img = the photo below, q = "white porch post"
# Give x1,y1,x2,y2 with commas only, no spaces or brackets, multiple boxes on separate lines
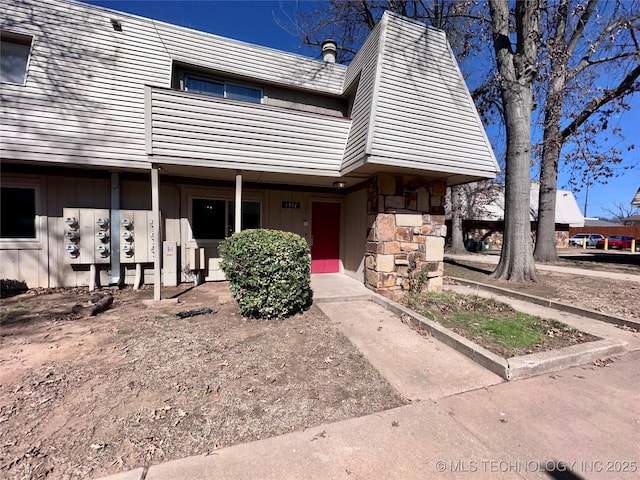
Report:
151,165,161,301
235,170,242,234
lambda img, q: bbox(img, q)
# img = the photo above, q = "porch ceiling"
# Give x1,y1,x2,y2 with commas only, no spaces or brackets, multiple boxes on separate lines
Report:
156,163,371,189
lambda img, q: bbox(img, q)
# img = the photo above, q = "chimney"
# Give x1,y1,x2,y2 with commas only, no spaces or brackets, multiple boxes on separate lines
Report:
321,39,337,63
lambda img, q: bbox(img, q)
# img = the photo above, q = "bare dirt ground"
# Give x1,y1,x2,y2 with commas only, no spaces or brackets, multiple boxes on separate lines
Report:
0,283,405,479
2,254,637,479
444,257,640,321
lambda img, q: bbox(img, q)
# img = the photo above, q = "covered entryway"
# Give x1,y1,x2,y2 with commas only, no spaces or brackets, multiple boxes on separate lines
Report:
311,201,341,273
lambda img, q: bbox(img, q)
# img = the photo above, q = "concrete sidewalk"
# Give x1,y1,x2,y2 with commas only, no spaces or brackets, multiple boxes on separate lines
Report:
101,274,639,480
445,253,640,282
318,300,503,401
312,273,503,400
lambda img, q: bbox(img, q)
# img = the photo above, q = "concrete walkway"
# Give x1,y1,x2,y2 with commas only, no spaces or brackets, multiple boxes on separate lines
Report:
446,252,640,282
319,300,503,401
102,272,639,480
312,274,503,400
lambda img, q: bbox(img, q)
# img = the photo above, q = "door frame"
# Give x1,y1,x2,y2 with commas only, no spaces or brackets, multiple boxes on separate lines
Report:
309,198,343,274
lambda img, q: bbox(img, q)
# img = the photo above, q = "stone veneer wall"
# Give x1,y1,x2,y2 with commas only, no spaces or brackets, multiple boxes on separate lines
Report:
365,174,447,295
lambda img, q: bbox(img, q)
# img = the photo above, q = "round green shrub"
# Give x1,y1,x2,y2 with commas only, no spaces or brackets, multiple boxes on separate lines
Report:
218,229,312,319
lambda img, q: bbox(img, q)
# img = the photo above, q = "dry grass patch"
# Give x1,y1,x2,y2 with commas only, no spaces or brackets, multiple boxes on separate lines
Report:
404,290,599,358
0,283,405,479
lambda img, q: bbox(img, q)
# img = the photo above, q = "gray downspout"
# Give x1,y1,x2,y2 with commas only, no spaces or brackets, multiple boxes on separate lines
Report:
110,172,121,286
151,165,161,301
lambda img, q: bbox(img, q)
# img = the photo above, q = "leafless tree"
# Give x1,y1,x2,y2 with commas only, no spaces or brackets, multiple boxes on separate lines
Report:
286,1,640,282
446,181,500,253
277,0,484,63
285,1,544,281
602,201,640,221
534,0,640,263
487,0,540,281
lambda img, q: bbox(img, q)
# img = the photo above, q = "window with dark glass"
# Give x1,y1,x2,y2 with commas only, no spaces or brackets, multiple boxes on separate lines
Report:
184,76,262,104
1,32,33,85
191,198,260,240
225,83,262,103
184,77,224,97
228,201,261,232
1,187,36,238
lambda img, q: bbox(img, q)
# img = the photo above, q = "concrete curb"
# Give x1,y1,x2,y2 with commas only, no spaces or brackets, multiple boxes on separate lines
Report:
314,294,373,304
369,293,509,379
367,291,628,381
506,339,628,380
447,276,640,330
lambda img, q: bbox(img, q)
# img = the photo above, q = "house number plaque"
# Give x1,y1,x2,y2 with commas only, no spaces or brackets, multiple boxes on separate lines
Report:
281,202,300,209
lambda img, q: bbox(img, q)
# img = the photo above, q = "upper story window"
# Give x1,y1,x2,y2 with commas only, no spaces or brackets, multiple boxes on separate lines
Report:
184,76,262,104
1,32,33,85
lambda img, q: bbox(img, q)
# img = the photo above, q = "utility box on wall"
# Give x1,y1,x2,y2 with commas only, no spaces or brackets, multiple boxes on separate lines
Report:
63,208,111,264
163,241,178,287
119,210,155,264
63,208,156,267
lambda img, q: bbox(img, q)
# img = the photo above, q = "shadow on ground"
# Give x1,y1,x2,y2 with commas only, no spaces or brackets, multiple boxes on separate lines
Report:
560,251,640,268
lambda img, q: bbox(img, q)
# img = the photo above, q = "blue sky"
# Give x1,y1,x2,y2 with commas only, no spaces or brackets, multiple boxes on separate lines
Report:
85,0,639,219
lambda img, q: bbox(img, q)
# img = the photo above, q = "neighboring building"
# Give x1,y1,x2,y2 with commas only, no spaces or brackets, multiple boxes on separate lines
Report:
452,183,584,250
583,218,620,227
632,187,640,207
622,215,640,226
1,0,499,294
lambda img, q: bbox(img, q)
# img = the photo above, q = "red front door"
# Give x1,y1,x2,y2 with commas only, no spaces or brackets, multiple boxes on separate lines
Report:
311,202,340,273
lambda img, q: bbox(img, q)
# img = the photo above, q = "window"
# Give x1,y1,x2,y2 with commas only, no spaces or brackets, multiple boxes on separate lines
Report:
185,77,224,97
225,83,262,103
185,76,262,104
191,198,260,240
1,187,36,238
1,32,33,85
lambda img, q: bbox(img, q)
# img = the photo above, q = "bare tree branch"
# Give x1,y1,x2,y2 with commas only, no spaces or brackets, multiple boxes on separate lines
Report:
561,63,640,139
602,201,640,221
565,0,598,57
570,12,640,77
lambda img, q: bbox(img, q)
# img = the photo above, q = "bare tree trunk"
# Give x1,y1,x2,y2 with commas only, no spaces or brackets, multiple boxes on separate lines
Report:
535,156,560,263
534,0,640,262
534,0,568,264
449,185,467,254
535,95,563,263
489,0,538,282
72,294,114,317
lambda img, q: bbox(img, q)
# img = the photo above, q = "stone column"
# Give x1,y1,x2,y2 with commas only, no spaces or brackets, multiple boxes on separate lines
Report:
364,174,447,296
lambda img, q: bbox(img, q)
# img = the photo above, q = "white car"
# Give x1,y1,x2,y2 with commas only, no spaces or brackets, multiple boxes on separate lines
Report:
568,233,604,247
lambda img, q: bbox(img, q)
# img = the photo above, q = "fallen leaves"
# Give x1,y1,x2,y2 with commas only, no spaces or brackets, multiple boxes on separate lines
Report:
593,357,615,367
0,284,405,480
